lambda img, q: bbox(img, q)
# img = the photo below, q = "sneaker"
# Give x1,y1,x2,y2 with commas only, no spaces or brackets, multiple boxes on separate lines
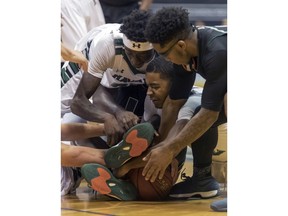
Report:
210,198,227,212
81,163,138,201
169,172,220,199
104,122,155,168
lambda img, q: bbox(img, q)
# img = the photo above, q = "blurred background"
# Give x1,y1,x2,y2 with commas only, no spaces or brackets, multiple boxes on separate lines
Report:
151,0,227,26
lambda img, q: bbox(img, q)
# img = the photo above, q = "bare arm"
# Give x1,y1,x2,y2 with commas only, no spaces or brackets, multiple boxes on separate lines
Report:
71,73,137,124
168,108,219,157
156,96,187,142
115,119,189,178
71,72,138,145
61,143,106,167
61,43,88,72
70,72,121,122
143,108,219,182
61,123,105,141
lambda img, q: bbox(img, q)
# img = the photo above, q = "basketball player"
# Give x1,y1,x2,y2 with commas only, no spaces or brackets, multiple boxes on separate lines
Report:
61,10,155,145
142,7,227,200
80,56,205,200
61,10,155,195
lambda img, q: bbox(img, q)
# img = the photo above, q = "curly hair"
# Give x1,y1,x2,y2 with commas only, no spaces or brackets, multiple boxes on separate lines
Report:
145,7,191,47
146,56,174,81
120,9,152,42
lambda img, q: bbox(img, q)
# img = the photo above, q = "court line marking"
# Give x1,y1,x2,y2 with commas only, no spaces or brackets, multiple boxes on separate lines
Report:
61,207,117,216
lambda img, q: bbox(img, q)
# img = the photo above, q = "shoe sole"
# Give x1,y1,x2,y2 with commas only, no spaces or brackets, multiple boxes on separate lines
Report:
81,163,137,201
169,189,219,199
104,122,155,168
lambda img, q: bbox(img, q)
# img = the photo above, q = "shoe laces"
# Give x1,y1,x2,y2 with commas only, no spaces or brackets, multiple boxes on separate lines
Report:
180,168,192,181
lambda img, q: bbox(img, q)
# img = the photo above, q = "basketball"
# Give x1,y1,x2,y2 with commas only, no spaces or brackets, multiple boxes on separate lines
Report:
127,166,177,201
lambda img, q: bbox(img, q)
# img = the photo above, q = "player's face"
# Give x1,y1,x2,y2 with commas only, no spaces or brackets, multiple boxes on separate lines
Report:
152,41,190,65
125,47,154,70
146,72,170,108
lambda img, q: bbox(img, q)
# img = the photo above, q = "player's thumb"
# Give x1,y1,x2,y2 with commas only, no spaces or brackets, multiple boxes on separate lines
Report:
142,152,151,161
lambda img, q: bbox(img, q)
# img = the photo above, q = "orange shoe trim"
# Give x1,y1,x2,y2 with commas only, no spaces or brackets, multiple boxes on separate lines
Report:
125,130,148,157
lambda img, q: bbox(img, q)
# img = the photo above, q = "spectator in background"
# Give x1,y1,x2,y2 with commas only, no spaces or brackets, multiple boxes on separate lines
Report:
61,0,105,50
99,0,153,23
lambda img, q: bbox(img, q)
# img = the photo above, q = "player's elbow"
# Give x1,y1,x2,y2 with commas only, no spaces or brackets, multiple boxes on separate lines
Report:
70,96,83,116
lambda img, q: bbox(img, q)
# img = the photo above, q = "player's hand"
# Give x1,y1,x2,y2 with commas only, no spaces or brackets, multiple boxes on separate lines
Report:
142,143,174,182
103,114,125,146
170,159,179,184
115,110,139,130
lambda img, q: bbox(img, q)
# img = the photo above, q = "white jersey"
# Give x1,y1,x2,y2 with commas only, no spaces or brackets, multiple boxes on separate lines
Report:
61,24,146,115
61,0,105,49
74,23,146,88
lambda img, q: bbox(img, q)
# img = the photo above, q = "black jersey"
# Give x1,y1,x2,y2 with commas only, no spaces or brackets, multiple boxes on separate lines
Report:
170,25,227,112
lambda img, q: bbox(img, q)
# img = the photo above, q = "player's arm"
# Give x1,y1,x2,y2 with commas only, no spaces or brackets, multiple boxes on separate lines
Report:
61,143,106,167
156,96,186,143
70,73,127,145
61,43,88,72
92,85,139,130
61,122,105,141
156,65,195,142
70,72,114,122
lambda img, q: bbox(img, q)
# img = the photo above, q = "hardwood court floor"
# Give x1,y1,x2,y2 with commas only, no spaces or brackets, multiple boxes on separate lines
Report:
61,159,227,216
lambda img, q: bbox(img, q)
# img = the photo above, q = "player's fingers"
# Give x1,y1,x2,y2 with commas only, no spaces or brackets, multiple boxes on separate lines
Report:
142,152,151,162
120,118,129,130
106,134,112,147
134,117,139,125
126,120,134,129
158,168,166,180
147,168,159,183
154,130,159,137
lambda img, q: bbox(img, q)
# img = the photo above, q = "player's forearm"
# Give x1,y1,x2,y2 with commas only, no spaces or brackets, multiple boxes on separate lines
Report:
168,108,219,158
61,123,105,141
91,86,126,116
71,96,110,122
61,144,105,167
158,97,186,142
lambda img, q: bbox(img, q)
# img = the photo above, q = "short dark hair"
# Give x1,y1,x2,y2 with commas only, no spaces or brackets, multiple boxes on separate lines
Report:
120,9,152,42
146,56,174,81
145,7,191,47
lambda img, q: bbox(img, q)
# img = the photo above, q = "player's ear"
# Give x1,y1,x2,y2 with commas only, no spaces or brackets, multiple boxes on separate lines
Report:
177,40,186,50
